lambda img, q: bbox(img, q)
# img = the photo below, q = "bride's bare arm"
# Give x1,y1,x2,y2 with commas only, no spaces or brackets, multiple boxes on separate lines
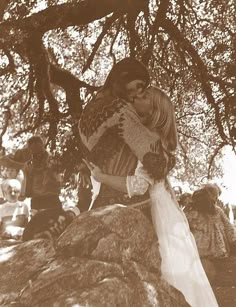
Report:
83,159,127,193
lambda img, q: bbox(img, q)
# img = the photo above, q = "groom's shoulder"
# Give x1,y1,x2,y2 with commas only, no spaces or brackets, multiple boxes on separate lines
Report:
79,94,126,129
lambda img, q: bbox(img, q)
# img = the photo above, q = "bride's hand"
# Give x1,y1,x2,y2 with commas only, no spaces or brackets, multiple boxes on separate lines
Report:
82,159,104,182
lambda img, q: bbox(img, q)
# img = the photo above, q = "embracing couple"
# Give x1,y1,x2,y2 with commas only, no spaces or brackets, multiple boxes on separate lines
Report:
78,58,218,307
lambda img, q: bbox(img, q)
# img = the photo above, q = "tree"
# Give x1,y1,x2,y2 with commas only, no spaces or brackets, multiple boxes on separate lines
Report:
0,0,235,188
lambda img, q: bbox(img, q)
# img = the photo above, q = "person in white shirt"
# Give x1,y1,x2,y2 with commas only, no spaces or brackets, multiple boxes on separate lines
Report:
0,179,29,240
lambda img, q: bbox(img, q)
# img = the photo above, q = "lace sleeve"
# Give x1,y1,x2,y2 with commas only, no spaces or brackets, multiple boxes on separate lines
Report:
126,162,154,198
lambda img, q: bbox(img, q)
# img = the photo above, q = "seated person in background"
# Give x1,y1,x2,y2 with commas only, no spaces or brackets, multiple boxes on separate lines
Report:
203,182,230,218
185,185,236,259
0,166,25,202
0,179,30,240
179,192,192,211
173,186,182,203
0,136,63,214
22,206,80,241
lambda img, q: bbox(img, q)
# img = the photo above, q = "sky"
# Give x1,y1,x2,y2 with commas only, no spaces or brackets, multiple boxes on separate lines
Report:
170,146,236,205
217,147,236,204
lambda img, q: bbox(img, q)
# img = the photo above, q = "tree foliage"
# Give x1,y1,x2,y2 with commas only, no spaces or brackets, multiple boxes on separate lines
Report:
0,0,235,187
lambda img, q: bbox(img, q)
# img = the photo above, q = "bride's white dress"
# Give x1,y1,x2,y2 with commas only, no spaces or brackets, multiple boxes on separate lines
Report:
150,180,218,307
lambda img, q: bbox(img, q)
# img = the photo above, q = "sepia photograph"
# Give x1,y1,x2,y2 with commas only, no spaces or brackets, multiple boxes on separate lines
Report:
0,0,235,306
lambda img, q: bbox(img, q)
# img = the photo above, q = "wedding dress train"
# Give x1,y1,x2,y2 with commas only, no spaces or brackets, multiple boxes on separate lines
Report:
150,181,218,307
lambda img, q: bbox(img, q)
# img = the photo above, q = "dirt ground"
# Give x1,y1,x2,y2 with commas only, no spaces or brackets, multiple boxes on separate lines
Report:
202,256,236,307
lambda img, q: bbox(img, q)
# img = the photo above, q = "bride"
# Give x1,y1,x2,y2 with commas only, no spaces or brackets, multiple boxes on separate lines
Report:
83,85,218,307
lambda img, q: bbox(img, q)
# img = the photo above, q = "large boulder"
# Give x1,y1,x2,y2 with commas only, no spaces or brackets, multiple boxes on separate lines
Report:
1,205,189,306
57,204,161,272
0,239,55,306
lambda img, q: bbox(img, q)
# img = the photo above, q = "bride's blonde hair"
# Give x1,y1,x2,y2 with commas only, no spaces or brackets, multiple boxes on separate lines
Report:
147,86,178,152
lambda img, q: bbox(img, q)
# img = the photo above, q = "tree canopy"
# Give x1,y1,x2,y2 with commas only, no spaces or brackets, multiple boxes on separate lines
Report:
0,0,235,187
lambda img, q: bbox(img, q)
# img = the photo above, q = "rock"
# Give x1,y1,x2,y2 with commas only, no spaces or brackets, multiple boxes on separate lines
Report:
20,255,188,306
57,205,161,273
1,205,189,306
0,239,55,306
21,205,188,306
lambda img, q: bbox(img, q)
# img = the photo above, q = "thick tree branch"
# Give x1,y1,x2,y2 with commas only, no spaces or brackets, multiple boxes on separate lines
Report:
142,0,170,65
0,0,148,47
50,64,100,91
27,36,59,116
21,68,35,115
50,64,101,118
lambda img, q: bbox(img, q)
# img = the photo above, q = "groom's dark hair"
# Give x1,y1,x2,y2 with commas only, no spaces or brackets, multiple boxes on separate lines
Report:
102,57,150,98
